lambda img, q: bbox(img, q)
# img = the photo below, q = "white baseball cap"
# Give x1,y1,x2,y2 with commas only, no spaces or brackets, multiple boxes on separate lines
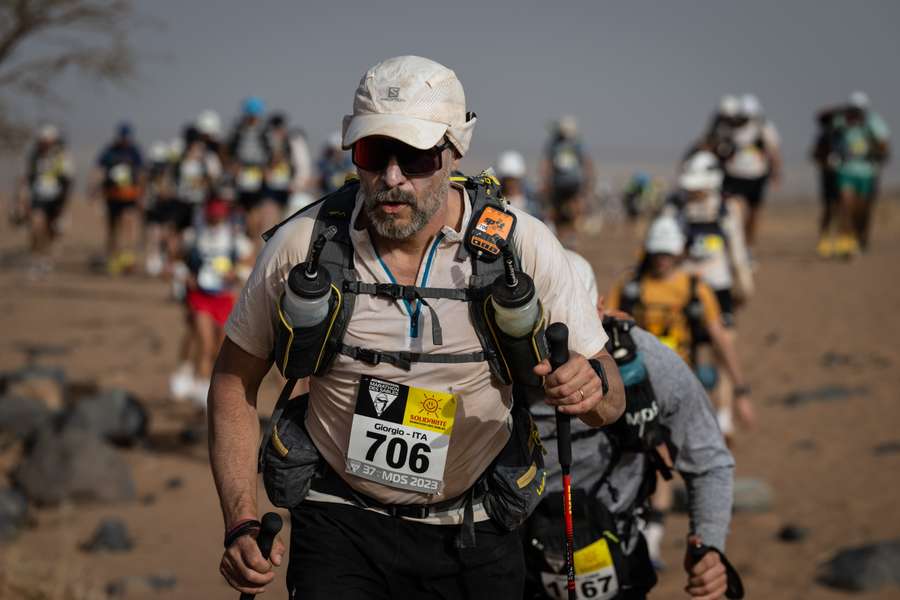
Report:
342,55,476,156
849,90,870,109
718,95,740,118
38,124,59,142
645,216,686,255
196,110,222,137
679,150,724,192
741,94,762,117
496,150,527,179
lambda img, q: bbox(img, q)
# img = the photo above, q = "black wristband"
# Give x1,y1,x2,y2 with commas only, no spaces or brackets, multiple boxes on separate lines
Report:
588,358,609,396
224,519,260,549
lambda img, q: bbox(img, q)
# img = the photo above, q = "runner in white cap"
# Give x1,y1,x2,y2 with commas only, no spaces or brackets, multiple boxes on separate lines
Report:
210,55,625,598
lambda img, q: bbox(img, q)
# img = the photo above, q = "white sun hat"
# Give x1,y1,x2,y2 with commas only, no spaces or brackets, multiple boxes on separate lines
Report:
718,94,740,117
849,90,870,109
679,150,724,192
342,55,476,156
496,150,527,179
741,94,762,117
645,215,686,255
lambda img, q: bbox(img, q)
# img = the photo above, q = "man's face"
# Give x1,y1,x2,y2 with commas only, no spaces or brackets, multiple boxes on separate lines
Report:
357,141,453,240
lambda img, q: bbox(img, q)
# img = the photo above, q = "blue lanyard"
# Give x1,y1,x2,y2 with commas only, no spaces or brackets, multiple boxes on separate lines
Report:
374,233,445,338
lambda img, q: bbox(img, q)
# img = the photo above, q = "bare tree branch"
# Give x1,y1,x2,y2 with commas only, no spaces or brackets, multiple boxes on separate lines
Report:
0,0,143,150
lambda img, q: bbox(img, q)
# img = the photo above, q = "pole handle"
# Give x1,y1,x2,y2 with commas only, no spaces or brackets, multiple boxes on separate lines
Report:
239,512,283,600
546,323,572,467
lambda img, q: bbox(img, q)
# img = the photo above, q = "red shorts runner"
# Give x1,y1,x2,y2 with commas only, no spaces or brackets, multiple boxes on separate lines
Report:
186,290,235,326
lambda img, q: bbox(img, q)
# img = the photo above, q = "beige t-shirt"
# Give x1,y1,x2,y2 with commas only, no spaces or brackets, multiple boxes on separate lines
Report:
226,182,607,505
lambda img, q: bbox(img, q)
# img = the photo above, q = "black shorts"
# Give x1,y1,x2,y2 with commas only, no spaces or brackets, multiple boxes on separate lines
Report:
264,188,290,208
31,197,64,224
551,183,581,226
166,199,196,232
820,169,839,205
287,501,524,599
237,191,264,212
714,288,735,327
723,175,768,209
105,198,138,226
144,200,170,225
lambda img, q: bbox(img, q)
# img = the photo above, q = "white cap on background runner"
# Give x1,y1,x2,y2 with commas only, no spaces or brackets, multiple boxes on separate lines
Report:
645,215,686,255
679,150,724,192
741,94,762,117
496,150,527,179
849,90,870,109
342,55,476,156
718,94,740,117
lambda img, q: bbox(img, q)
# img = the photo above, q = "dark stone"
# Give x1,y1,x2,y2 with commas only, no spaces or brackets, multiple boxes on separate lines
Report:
178,425,206,446
13,427,135,506
140,494,157,506
81,518,133,552
732,477,774,513
777,524,809,543
763,332,780,347
62,388,148,447
817,539,900,591
106,573,177,598
1,365,66,411
791,439,817,451
0,394,53,441
873,441,900,456
164,477,183,490
779,385,868,408
820,351,852,368
0,487,28,542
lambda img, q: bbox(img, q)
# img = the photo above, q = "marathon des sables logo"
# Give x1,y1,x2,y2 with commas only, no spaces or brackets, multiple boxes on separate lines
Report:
625,401,659,437
368,379,400,417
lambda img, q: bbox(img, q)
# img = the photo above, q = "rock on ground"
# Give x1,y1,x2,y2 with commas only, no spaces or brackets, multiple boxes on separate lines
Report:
0,487,28,542
817,539,900,592
0,394,53,442
1,365,66,411
82,517,134,552
62,388,148,447
13,427,135,506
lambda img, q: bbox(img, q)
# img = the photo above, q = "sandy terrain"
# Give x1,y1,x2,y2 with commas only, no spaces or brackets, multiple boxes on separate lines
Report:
1,193,899,599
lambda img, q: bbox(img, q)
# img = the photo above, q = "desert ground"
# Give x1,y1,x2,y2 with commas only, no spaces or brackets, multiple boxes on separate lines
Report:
1,192,899,599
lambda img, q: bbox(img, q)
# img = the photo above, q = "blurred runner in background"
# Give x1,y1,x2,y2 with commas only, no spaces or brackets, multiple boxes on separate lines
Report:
832,92,891,256
286,126,315,215
721,94,781,248
92,122,144,275
811,105,845,257
227,96,270,247
621,171,663,224
18,124,74,276
316,130,354,195
177,196,252,408
496,150,543,219
606,215,754,446
143,141,176,276
261,112,295,228
541,115,593,249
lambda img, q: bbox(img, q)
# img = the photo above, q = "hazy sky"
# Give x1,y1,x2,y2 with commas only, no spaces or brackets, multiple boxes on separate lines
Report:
5,0,900,190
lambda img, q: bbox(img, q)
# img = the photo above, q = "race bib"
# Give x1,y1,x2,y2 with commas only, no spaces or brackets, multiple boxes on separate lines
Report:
34,174,61,199
541,538,619,600
267,163,291,188
110,163,133,186
691,233,725,259
346,376,457,494
238,166,263,191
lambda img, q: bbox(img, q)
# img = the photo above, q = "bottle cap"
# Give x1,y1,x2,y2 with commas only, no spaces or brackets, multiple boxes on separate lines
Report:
287,263,332,299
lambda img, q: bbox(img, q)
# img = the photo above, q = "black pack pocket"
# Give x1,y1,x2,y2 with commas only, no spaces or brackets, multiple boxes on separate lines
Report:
483,403,547,530
261,394,322,509
485,299,549,389
273,290,339,379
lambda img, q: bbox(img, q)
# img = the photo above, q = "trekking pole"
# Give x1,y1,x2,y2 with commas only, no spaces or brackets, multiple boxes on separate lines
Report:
546,323,576,600
239,512,283,600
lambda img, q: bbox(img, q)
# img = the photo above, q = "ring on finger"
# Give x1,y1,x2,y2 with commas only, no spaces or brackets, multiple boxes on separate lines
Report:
578,387,585,402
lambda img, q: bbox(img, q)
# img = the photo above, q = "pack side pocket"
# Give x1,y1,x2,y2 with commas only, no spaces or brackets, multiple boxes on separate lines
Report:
483,404,547,530
261,395,322,509
273,289,339,379
486,300,549,389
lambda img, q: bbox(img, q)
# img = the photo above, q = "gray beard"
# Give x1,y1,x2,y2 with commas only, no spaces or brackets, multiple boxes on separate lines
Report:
362,174,448,240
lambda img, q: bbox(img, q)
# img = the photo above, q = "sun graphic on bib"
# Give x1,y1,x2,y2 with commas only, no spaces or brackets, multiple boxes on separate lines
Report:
418,394,443,417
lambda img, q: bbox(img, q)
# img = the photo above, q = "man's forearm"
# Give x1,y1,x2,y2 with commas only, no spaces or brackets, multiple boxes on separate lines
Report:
208,371,263,528
581,353,625,428
683,466,734,551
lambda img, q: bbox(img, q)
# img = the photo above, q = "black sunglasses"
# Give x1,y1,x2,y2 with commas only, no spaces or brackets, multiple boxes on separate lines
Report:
352,137,452,175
